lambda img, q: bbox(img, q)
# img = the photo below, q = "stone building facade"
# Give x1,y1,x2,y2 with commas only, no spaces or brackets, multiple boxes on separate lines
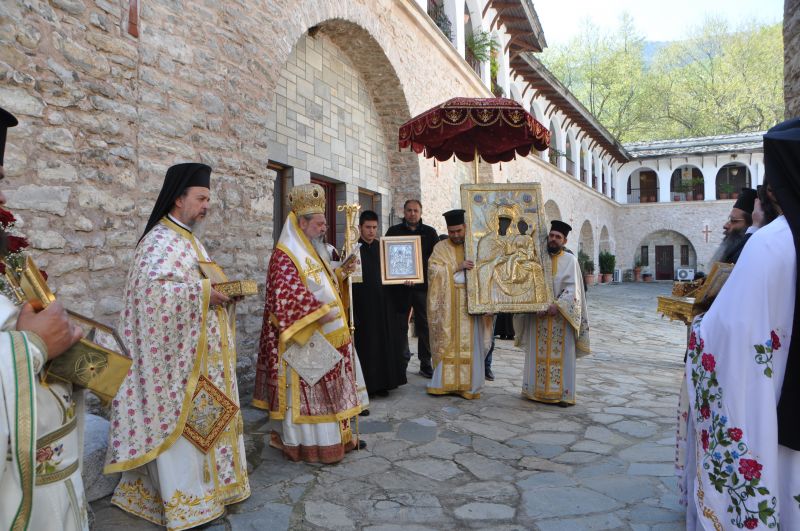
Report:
0,0,778,386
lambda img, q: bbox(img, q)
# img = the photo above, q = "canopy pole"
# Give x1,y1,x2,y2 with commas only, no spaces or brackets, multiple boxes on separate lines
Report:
473,147,479,184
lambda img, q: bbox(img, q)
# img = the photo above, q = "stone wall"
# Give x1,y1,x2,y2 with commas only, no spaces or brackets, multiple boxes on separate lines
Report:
500,154,618,264
266,31,392,238
0,0,761,397
614,201,733,276
786,0,800,117
0,0,498,391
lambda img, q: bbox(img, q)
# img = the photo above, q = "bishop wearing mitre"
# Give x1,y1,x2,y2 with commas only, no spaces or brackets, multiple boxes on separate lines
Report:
254,183,364,463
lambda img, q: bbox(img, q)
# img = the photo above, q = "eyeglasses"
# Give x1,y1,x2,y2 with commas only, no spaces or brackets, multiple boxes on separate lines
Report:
726,217,746,223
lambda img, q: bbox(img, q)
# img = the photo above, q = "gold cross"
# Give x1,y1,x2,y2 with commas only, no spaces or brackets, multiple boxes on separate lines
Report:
304,257,324,284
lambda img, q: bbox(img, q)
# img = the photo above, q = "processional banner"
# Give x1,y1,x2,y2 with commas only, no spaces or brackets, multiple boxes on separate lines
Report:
462,183,554,315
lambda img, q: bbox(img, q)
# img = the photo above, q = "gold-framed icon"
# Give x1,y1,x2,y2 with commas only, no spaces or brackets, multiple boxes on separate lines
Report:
380,236,424,285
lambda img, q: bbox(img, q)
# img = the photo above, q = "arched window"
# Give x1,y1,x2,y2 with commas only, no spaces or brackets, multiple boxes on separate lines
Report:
548,122,559,166
715,163,751,199
670,166,705,202
565,135,575,176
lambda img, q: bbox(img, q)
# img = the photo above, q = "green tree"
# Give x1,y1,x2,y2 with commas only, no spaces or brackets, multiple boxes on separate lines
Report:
540,15,784,142
541,14,657,142
650,19,784,137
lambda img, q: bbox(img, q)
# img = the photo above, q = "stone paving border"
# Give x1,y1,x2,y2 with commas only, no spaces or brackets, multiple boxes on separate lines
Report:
92,283,686,530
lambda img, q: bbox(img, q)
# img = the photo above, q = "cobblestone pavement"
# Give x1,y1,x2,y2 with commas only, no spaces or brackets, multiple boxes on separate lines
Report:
92,282,687,530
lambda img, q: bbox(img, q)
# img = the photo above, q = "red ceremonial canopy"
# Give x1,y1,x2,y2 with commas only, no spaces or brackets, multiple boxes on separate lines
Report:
398,97,551,164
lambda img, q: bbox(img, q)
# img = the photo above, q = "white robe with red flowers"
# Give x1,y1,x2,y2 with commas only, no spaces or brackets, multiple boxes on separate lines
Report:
0,295,88,531
677,216,800,530
105,218,249,530
254,212,362,464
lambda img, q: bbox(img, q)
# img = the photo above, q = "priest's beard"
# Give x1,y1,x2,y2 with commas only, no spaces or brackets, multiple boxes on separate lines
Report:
547,242,562,255
711,230,747,263
188,218,206,237
311,236,332,266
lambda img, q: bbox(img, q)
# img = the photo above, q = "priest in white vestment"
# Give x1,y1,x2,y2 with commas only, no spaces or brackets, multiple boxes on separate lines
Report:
105,163,250,530
0,105,88,531
677,118,800,530
253,183,363,463
515,220,590,405
427,209,493,399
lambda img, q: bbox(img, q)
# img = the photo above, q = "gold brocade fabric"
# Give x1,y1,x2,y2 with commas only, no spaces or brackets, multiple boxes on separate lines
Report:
552,251,590,355
427,241,481,393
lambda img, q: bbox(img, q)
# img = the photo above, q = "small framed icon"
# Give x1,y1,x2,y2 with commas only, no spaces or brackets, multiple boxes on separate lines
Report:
380,236,424,285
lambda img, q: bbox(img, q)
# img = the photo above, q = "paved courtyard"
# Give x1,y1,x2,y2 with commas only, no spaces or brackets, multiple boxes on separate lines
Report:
92,282,688,530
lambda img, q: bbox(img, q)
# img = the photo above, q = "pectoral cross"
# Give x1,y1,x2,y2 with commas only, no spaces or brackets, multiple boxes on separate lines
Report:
304,257,324,284
702,224,712,243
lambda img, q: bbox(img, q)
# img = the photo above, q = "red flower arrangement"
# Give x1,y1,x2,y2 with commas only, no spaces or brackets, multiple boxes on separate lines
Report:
0,206,47,294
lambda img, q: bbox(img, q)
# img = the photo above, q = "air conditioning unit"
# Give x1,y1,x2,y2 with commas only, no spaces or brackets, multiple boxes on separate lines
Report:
612,268,622,283
676,268,695,281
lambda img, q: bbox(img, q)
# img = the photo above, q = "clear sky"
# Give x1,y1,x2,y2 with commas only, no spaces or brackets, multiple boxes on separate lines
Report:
535,0,784,45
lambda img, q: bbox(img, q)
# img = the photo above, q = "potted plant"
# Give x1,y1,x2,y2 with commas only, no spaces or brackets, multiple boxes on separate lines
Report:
598,251,615,283
718,183,733,199
633,257,643,282
692,178,705,201
583,260,596,286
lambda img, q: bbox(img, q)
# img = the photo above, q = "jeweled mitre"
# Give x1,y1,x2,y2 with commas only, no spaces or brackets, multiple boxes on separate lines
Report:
288,183,326,216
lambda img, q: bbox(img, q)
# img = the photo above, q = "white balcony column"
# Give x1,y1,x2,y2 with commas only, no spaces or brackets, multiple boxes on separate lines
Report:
657,169,672,203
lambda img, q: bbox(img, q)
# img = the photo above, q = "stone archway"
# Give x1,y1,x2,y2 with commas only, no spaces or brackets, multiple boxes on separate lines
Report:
599,225,611,253
670,165,705,202
627,166,659,204
637,229,697,280
715,162,752,199
266,19,420,241
544,199,562,224
579,220,594,259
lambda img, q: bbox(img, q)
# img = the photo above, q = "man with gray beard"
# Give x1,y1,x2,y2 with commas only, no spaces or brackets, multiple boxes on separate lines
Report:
711,188,757,264
254,183,365,463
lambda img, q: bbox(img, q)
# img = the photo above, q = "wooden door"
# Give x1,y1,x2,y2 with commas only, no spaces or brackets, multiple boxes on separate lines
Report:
655,245,674,280
311,178,337,249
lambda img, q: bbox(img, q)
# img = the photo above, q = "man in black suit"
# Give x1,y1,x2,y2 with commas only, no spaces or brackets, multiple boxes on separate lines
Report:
386,200,438,378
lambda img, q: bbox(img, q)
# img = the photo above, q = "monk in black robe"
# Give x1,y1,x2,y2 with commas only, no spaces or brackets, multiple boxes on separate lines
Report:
352,210,407,397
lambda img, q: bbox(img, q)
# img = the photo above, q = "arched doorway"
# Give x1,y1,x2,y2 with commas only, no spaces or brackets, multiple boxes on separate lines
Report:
266,20,417,247
599,225,611,253
548,120,559,167
544,200,562,224
716,163,752,199
637,229,697,280
579,220,594,259
627,167,659,203
670,165,705,202
565,131,577,177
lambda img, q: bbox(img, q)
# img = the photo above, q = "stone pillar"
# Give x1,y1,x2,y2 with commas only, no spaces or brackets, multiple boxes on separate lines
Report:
657,169,672,203
450,0,465,57
785,0,800,117
498,39,511,97
703,165,717,201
